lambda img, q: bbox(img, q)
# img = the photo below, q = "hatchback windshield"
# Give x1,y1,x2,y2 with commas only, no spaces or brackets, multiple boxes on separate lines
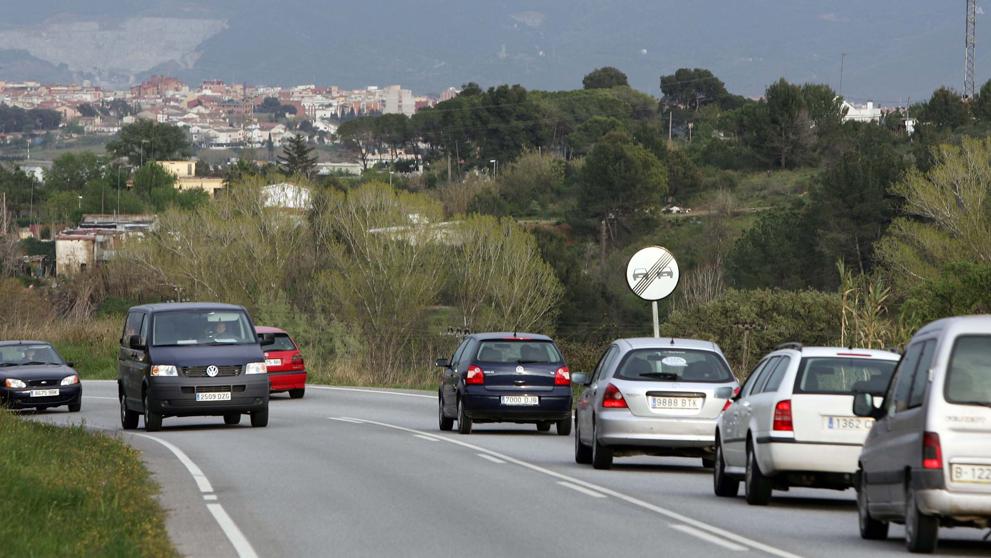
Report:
0,344,64,366
615,349,733,383
795,357,897,395
152,310,255,346
476,340,563,364
265,334,297,352
946,335,991,407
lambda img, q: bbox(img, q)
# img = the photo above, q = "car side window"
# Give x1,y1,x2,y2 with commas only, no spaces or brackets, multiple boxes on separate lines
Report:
888,342,923,415
908,340,936,409
450,339,469,369
591,346,618,384
138,313,150,346
760,356,791,393
741,358,773,397
122,312,144,345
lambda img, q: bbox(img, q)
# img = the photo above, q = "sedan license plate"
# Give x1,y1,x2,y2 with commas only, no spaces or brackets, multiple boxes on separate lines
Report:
195,392,232,402
265,358,282,366
29,389,59,397
649,396,702,410
823,416,873,431
951,464,991,484
501,395,538,406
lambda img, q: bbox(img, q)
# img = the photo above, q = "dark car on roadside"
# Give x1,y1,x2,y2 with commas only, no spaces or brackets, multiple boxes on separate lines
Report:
436,333,573,435
0,341,81,412
117,302,274,432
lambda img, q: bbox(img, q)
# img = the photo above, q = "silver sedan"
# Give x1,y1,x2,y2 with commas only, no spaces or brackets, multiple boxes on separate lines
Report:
573,338,739,470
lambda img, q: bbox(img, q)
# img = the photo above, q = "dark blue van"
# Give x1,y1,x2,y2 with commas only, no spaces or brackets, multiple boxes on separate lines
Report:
117,302,274,431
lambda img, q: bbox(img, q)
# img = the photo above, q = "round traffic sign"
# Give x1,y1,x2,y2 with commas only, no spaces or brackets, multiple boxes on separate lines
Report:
626,246,680,301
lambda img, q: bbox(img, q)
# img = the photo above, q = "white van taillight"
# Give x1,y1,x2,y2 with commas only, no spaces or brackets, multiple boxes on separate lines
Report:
772,400,793,432
554,366,571,386
922,432,943,470
465,364,485,385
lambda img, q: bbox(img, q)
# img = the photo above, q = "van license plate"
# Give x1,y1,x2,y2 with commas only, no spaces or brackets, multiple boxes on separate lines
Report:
823,416,873,431
196,392,232,402
501,395,538,406
30,389,59,397
951,464,991,484
649,397,702,410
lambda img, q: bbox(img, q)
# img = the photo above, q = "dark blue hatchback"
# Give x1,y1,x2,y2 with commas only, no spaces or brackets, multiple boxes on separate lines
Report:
436,333,573,435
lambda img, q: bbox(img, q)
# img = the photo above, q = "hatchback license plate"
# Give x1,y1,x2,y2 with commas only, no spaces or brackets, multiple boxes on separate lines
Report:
265,358,281,366
951,464,991,484
823,416,873,431
649,396,702,410
501,395,538,406
29,389,59,397
196,392,232,402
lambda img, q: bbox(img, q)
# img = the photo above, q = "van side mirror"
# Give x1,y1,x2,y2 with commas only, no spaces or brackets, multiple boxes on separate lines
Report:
258,333,275,347
853,391,884,419
128,335,144,350
571,372,589,386
435,358,451,368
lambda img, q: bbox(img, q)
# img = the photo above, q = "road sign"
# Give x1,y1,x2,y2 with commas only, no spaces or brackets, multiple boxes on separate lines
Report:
626,246,680,302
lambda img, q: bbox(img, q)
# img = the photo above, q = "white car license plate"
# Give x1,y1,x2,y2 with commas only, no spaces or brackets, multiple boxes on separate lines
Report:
649,396,702,410
265,358,281,366
501,395,538,406
951,464,991,484
29,389,59,397
195,392,232,402
823,416,873,431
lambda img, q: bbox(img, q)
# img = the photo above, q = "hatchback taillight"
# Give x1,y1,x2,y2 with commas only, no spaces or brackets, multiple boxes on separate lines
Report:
465,364,485,385
291,354,305,369
601,383,628,408
554,366,571,386
772,400,793,432
922,432,943,470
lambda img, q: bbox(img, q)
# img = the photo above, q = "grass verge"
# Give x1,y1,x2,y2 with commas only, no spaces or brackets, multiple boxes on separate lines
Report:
0,410,177,557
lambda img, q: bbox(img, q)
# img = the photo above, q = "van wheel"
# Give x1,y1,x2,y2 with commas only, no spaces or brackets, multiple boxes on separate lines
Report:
555,418,571,436
905,486,938,553
536,422,551,432
143,393,162,432
575,421,592,464
713,439,740,497
457,399,472,434
744,440,772,505
857,470,889,540
250,408,269,428
224,413,241,425
120,393,139,430
591,424,613,470
288,388,305,399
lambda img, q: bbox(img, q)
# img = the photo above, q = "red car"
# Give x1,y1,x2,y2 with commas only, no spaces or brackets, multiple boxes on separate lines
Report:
256,326,307,399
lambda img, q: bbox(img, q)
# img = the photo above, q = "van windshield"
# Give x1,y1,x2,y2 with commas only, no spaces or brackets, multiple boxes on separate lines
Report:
152,310,255,347
947,335,991,407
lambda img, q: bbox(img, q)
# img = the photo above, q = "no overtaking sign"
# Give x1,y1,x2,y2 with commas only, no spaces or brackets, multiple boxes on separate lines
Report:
626,246,680,302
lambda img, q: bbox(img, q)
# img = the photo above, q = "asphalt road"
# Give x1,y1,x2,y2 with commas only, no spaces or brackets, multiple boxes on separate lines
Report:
24,380,991,558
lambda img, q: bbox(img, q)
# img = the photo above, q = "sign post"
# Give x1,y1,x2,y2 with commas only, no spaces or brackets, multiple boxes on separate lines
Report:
625,246,680,338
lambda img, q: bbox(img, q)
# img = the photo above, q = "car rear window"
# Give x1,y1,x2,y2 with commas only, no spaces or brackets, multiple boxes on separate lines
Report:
614,349,733,383
266,333,297,352
946,335,991,407
475,340,563,364
794,357,897,395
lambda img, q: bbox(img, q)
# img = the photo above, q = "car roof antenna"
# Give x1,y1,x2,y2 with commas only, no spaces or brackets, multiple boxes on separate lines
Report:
670,337,675,345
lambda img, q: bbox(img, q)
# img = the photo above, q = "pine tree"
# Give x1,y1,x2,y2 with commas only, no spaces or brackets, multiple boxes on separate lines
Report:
277,134,317,178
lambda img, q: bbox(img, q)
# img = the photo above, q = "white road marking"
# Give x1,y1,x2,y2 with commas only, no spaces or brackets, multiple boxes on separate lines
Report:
557,481,606,498
670,524,748,552
334,418,803,558
207,503,259,558
132,433,214,493
414,434,440,442
308,385,435,399
204,494,218,501
477,453,506,464
328,417,365,424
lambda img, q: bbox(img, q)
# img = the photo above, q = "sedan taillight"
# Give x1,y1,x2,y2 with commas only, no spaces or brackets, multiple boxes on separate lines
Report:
554,366,571,386
465,364,485,385
601,383,628,408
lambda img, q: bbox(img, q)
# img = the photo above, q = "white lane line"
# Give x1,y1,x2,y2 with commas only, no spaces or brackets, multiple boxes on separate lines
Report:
414,434,440,442
307,386,435,399
477,453,506,464
328,417,365,424
670,524,748,552
557,481,606,498
207,503,259,558
132,433,214,493
82,395,117,400
203,494,218,501
340,418,803,558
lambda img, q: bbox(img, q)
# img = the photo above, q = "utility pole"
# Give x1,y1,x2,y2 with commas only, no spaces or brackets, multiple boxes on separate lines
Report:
2,192,6,234
839,52,847,97
667,112,673,146
966,0,977,99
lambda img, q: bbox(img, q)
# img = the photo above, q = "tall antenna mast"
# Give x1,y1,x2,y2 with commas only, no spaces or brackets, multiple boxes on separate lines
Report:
966,0,977,98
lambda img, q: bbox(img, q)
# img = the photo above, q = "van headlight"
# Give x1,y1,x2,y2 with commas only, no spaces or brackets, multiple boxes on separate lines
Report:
61,374,79,386
4,378,26,389
245,362,267,375
150,365,178,377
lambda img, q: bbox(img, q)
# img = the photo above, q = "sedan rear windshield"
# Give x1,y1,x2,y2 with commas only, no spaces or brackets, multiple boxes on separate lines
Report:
0,345,64,366
265,334,297,352
615,349,733,383
152,310,255,346
794,357,897,395
475,340,563,364
946,335,991,407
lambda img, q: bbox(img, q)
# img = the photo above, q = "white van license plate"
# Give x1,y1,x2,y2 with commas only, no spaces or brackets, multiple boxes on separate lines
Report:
649,397,702,410
29,389,59,397
951,464,991,484
823,416,873,431
501,395,538,406
196,392,232,402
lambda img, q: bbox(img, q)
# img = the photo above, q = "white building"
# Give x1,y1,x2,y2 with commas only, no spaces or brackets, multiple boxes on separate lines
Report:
384,85,415,116
841,100,882,123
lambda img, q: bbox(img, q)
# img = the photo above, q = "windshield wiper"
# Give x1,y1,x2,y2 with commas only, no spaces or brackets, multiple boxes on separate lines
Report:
24,361,60,366
516,360,546,365
0,362,16,367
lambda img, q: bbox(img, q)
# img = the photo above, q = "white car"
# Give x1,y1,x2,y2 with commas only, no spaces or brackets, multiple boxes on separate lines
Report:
713,343,900,505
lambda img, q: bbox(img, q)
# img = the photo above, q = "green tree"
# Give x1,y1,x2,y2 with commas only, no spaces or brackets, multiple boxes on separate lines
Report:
277,135,318,178
583,67,629,89
106,120,193,165
132,163,179,211
921,87,968,129
661,68,730,111
901,262,991,328
765,78,813,168
974,79,991,121
726,205,819,290
578,131,667,221
45,152,108,193
337,117,378,170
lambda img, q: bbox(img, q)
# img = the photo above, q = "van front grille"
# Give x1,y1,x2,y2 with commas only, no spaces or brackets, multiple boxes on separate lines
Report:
182,365,241,377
